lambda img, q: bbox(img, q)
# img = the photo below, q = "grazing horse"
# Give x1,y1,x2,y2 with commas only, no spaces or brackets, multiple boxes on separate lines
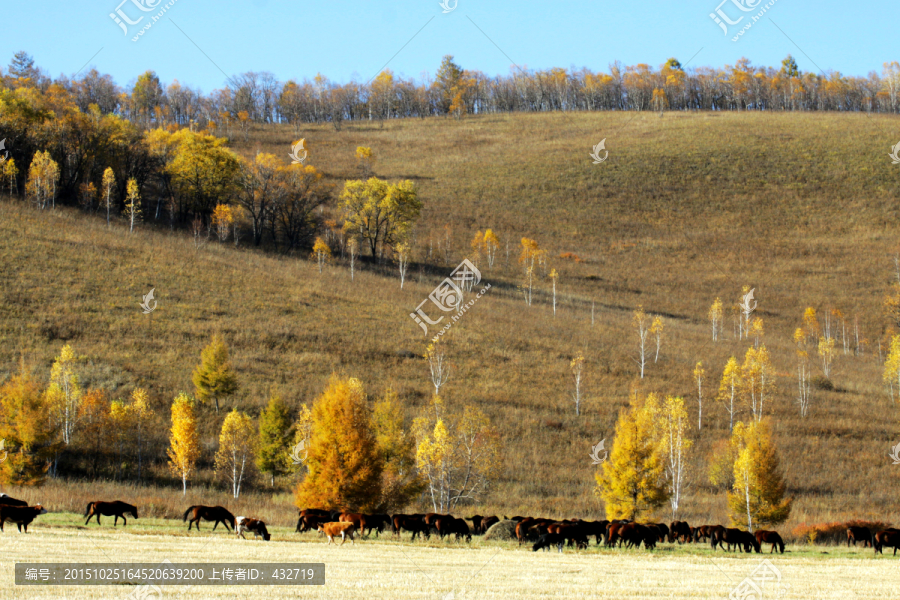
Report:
577,520,609,546
84,501,138,527
236,517,271,541
714,528,759,553
435,516,471,542
618,523,656,549
392,514,429,541
847,526,873,548
708,526,728,550
339,513,367,538
694,525,714,543
670,521,692,544
183,505,235,532
874,529,900,555
363,514,392,537
533,533,565,552
0,494,28,507
480,515,500,534
755,530,785,554
296,513,329,533
606,522,626,547
0,504,48,532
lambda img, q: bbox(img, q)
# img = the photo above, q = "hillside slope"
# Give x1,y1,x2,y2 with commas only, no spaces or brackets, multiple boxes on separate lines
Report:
2,110,900,527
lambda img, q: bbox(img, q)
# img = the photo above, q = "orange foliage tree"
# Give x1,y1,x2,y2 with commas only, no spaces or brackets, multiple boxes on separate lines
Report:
294,376,384,512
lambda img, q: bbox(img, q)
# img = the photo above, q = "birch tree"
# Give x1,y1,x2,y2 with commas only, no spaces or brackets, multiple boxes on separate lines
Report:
124,178,140,234
709,297,724,341
549,269,559,317
46,344,81,446
396,242,411,289
650,316,664,363
312,237,330,273
883,335,900,403
718,357,741,431
570,351,585,416
741,346,774,422
167,393,199,495
483,229,500,269
424,340,451,397
794,328,813,415
633,307,651,378
818,336,836,379
693,361,706,430
659,395,692,521
215,409,257,498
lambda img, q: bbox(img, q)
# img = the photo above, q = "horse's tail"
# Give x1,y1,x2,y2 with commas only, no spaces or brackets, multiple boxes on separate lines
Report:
710,530,718,549
84,502,94,517
183,506,197,522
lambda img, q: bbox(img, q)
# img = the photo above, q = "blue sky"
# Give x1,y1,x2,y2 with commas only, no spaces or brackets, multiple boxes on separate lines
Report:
2,0,894,91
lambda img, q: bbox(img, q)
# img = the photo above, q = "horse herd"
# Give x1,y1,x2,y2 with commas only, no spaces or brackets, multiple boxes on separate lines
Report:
4,494,900,556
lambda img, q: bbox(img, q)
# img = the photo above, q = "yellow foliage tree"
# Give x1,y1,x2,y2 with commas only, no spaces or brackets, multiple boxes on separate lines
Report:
215,409,257,498
3,157,18,196
45,344,81,446
727,419,792,531
312,236,331,273
101,167,115,226
659,395,692,520
709,297,724,341
595,392,667,520
883,334,900,402
372,388,425,512
26,150,60,209
483,229,500,269
356,146,375,177
294,376,384,512
741,346,775,421
0,365,58,486
717,356,741,431
340,177,421,257
124,178,140,234
211,204,234,242
130,388,154,481
167,393,200,495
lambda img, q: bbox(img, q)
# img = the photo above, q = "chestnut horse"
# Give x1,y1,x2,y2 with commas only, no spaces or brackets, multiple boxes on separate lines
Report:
847,526,872,548
874,529,900,555
755,530,785,554
183,505,235,532
84,501,138,527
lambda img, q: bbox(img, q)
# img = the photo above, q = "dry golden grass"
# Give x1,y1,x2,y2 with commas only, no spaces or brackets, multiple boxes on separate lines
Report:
2,111,900,532
0,515,898,599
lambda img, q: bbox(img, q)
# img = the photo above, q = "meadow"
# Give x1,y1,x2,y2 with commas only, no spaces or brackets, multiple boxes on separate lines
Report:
0,513,897,600
2,110,900,533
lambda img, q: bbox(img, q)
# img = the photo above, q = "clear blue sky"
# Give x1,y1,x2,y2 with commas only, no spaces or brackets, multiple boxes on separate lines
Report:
2,0,894,91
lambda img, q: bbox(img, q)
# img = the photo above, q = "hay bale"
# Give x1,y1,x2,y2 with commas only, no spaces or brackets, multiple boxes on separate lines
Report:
483,519,518,541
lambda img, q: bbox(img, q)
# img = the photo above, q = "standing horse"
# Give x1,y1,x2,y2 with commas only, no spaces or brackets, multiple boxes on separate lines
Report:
84,501,138,527
755,530,785,554
183,505,235,532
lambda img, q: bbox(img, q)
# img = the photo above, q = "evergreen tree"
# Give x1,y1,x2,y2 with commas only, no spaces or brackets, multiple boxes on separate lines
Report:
256,395,292,486
191,334,238,413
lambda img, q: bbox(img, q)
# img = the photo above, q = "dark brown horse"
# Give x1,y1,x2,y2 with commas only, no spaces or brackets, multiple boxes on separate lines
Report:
847,526,872,548
755,530,785,553
362,513,392,537
392,514,429,540
874,529,900,555
339,513,367,537
713,528,760,553
708,525,728,549
670,520,692,543
183,505,235,532
84,501,138,526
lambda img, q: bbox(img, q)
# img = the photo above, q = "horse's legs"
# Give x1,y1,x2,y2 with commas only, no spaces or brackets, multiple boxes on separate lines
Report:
122,516,127,527
114,515,118,527
212,521,219,531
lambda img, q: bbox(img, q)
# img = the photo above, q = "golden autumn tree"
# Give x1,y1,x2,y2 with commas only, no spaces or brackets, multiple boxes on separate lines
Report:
312,236,331,273
3,157,18,196
211,204,234,242
0,364,58,486
595,392,667,520
355,146,375,177
659,395,692,520
191,334,239,413
883,335,900,403
340,177,421,258
101,167,115,226
45,343,81,446
25,150,60,209
215,409,257,498
372,387,425,512
633,306,651,378
124,178,141,234
168,393,200,495
709,297,724,341
717,356,741,431
130,388,154,481
741,346,775,422
294,376,384,512
727,419,792,531
519,238,544,306
483,229,500,269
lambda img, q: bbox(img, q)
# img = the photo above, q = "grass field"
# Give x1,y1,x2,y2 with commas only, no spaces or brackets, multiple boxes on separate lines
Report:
0,514,897,599
3,110,900,530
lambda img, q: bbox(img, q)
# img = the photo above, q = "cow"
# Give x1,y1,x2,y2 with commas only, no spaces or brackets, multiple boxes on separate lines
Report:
847,526,873,548
235,517,271,541
183,505,235,532
670,520,692,544
339,513,367,537
319,521,356,545
532,533,565,552
874,529,900,555
84,501,138,527
755,530,785,554
0,504,48,532
0,494,28,507
392,514,429,541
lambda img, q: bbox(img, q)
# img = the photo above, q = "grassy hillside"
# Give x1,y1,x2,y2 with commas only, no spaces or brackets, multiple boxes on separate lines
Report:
2,110,900,531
